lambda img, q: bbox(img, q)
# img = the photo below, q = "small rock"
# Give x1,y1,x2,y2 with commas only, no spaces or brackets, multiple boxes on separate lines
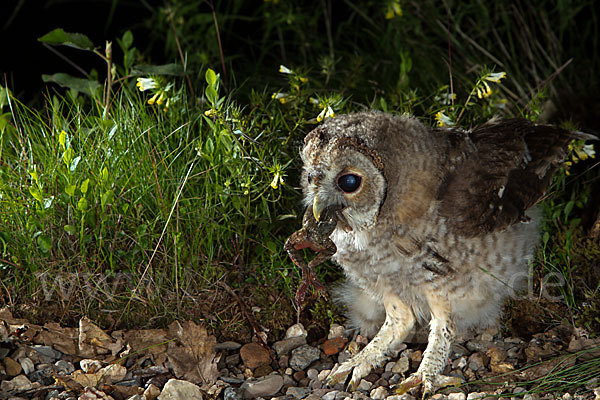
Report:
450,343,469,358
286,323,308,339
389,373,402,385
286,386,312,399
290,345,321,371
385,361,396,372
214,341,242,351
240,374,284,399
158,379,203,400
220,376,244,385
31,345,62,362
307,368,319,380
448,393,466,400
453,356,467,369
337,350,352,364
467,393,487,400
356,379,372,391
226,353,241,366
3,356,22,376
223,386,243,400
323,337,348,356
80,359,104,373
253,364,273,377
273,336,307,356
387,394,416,400
322,390,338,400
1,374,35,392
431,395,448,400
318,369,330,381
369,386,388,399
143,384,161,400
54,359,75,375
19,357,34,375
328,324,346,339
240,343,271,369
28,365,54,385
392,356,409,374
468,353,486,372
523,393,539,400
466,340,491,353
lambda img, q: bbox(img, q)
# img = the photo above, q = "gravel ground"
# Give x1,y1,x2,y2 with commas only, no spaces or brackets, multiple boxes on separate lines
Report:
1,307,599,400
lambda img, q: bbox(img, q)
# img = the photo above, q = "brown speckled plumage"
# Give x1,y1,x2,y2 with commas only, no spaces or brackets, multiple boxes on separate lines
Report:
297,111,593,393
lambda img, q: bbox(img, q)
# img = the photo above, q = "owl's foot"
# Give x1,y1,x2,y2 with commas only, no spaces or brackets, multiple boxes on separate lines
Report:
394,372,463,398
326,349,387,391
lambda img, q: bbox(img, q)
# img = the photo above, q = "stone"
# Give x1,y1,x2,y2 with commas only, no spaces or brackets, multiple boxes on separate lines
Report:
286,323,308,339
370,386,388,399
223,386,243,400
28,364,54,385
448,393,466,400
392,356,409,374
143,383,161,400
226,353,241,366
387,395,416,400
158,379,203,399
322,391,338,400
240,374,284,399
1,374,35,392
3,356,22,376
356,379,372,391
273,336,307,356
19,357,34,375
80,359,104,373
318,369,330,381
290,345,321,371
323,337,348,356
253,364,273,377
240,343,271,369
467,393,487,400
468,353,486,372
286,386,312,399
31,345,62,362
328,324,346,339
306,368,319,380
214,341,242,351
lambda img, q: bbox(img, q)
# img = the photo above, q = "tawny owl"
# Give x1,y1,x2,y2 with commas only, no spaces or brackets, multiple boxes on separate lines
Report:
298,111,594,394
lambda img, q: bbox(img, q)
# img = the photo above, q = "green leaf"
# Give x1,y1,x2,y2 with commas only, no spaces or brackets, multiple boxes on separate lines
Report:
70,156,81,172
62,147,74,167
100,167,109,184
64,225,77,235
38,28,94,51
77,197,88,212
206,69,217,86
37,234,52,253
42,73,101,98
58,130,67,150
29,186,43,203
121,30,133,50
43,196,54,209
80,178,90,194
0,86,11,109
101,189,114,210
132,63,184,76
65,184,76,197
29,170,40,185
205,86,218,106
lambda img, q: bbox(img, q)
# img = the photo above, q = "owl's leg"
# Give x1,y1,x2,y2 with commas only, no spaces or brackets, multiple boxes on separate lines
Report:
327,292,415,391
395,295,462,397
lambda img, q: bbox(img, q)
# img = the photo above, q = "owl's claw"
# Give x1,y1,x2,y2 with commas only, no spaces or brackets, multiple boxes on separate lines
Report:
393,372,463,398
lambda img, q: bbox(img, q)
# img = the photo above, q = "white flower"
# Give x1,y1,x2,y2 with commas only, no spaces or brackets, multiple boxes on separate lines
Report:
484,72,506,83
317,105,335,122
136,77,158,92
279,65,293,74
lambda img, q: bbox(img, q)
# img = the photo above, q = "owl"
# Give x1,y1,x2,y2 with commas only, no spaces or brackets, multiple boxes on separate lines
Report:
298,111,594,395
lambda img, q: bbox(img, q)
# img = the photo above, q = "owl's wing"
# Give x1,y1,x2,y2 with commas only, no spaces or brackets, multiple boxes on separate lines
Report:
436,119,594,237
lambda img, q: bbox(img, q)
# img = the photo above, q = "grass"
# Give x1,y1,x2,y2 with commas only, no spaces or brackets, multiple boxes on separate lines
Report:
1,0,599,377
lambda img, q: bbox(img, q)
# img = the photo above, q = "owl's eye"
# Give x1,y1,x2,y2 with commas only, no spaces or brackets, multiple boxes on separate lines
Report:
337,174,362,193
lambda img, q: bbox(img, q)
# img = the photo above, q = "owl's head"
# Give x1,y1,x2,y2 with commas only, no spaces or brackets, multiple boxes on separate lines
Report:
300,112,441,231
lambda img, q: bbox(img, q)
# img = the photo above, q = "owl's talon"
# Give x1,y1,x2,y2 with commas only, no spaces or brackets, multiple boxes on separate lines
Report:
393,373,463,397
325,363,353,387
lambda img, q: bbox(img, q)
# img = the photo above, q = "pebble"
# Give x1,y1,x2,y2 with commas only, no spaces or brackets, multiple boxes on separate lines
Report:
286,386,312,399
370,386,388,399
286,323,308,339
240,374,284,399
323,337,348,355
392,356,409,374
19,357,35,375
356,379,372,391
328,324,346,339
3,356,22,376
215,341,243,351
448,393,466,400
31,345,62,361
240,342,271,369
157,379,203,400
290,345,320,371
273,336,307,356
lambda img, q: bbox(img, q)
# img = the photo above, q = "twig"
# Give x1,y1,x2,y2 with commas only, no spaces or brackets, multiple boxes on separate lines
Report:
218,281,271,353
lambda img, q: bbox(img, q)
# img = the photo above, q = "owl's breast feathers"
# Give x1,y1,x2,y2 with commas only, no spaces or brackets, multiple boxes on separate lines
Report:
436,119,596,237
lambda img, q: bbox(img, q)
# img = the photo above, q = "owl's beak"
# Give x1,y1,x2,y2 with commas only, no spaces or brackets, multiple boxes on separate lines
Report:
312,196,325,222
